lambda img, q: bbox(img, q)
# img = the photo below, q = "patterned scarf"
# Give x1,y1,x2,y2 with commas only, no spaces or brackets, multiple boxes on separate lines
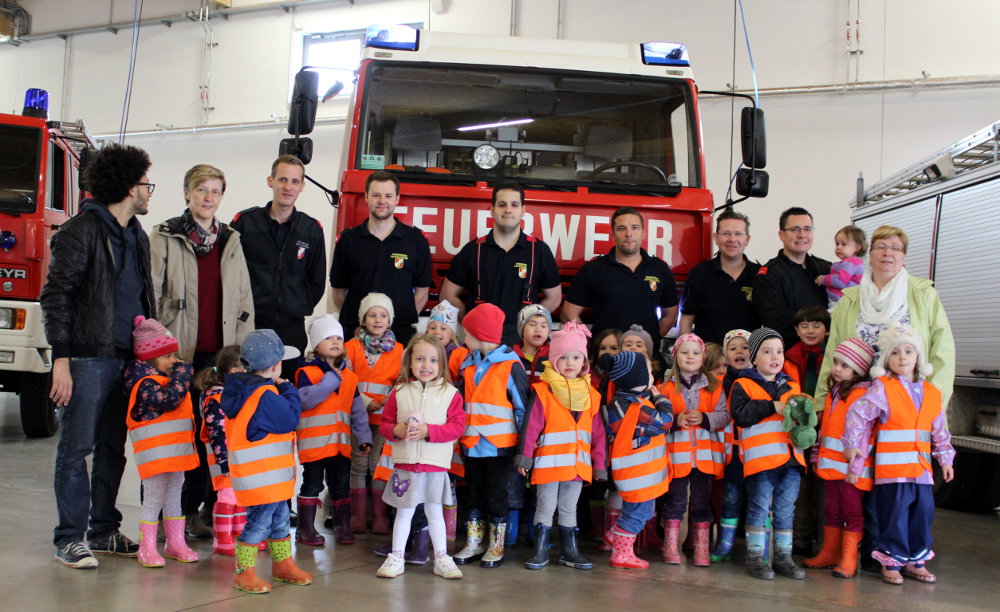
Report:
182,209,220,257
358,329,397,366
540,362,592,412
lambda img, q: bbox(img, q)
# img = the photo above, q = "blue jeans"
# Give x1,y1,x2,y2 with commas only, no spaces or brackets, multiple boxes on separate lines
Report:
53,357,128,546
238,501,291,545
745,466,802,530
616,499,655,535
722,453,746,518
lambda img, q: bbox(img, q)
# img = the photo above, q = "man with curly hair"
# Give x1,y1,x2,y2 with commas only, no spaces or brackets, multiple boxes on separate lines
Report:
41,144,157,569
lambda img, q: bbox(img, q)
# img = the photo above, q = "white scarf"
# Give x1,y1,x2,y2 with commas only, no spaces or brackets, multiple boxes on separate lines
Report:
858,265,910,325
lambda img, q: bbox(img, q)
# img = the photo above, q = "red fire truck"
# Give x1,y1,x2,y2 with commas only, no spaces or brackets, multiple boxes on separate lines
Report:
285,27,765,312
0,89,93,437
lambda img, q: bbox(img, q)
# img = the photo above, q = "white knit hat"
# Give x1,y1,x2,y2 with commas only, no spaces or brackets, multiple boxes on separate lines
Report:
870,322,933,379
307,314,344,349
429,300,459,334
358,292,394,327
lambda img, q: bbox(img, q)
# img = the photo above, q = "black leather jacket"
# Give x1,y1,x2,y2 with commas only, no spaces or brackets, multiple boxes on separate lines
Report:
40,200,155,359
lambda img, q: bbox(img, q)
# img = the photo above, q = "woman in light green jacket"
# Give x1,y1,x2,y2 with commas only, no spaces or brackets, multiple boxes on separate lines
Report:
817,225,955,409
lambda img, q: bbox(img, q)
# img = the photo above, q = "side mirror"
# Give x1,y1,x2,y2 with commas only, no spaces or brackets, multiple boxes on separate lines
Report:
78,146,99,191
287,69,319,136
279,137,313,165
741,107,766,169
735,168,769,198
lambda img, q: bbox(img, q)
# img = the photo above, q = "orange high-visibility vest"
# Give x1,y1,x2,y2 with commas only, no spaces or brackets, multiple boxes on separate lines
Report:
609,396,670,503
345,338,403,427
448,347,469,383
199,390,231,491
658,380,726,479
373,441,394,481
816,387,874,491
225,385,296,506
781,361,799,384
734,378,805,477
449,442,465,478
126,375,199,480
873,377,941,480
529,382,600,485
294,365,358,462
461,360,518,450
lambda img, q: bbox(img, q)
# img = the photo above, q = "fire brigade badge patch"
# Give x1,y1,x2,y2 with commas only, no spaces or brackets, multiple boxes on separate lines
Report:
515,262,528,279
645,275,660,292
295,241,309,260
392,253,409,269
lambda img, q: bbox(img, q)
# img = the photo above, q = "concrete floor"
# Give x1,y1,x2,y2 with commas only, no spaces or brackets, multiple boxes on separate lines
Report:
2,395,997,612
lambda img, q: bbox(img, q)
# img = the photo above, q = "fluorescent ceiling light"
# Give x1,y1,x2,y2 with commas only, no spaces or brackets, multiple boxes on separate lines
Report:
457,118,533,132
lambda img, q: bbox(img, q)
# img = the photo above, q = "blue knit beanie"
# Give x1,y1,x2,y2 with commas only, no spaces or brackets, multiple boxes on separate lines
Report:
598,350,649,390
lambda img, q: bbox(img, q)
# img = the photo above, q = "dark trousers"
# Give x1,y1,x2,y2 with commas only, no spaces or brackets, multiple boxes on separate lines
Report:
793,467,824,548
393,324,417,347
300,455,351,500
721,454,746,518
275,319,308,381
463,455,513,520
181,351,216,515
870,483,935,566
662,469,714,522
822,479,864,532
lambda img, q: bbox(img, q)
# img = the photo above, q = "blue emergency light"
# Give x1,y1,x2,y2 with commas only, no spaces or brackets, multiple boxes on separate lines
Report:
23,88,49,119
364,24,419,51
0,231,17,252
640,42,690,67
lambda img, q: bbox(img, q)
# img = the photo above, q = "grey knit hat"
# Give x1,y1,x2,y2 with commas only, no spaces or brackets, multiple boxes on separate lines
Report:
516,304,552,338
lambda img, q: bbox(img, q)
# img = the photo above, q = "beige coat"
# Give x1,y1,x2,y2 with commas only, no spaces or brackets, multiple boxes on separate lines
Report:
390,380,459,469
150,218,255,361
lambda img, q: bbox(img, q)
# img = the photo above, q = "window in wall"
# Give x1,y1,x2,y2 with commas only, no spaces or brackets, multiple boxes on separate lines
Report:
302,23,422,101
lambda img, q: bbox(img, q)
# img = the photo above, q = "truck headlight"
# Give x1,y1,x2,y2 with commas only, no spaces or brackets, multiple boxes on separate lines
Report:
0,307,26,330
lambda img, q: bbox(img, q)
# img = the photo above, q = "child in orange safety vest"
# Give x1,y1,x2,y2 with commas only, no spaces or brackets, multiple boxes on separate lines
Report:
598,349,673,571
344,292,404,536
803,338,875,579
294,314,370,547
192,345,246,557
124,316,199,569
657,333,729,568
729,327,806,581
841,323,955,586
515,321,607,571
221,329,311,594
452,303,530,569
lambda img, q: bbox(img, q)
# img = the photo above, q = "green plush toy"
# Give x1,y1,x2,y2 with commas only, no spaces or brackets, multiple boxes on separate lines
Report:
782,394,818,449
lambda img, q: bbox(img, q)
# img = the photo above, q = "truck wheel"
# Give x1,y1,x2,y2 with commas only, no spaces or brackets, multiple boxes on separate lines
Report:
933,451,981,511
19,372,59,438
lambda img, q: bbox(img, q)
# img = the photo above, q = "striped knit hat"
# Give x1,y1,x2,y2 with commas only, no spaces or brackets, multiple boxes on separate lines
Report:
132,316,179,361
598,350,649,390
833,338,875,376
747,327,782,364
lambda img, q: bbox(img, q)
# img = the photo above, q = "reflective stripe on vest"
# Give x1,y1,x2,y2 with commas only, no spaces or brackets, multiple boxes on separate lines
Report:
528,383,600,485
461,360,518,450
373,441,394,481
609,396,669,502
449,442,465,478
873,377,941,479
294,365,358,462
733,378,804,477
225,385,297,506
659,380,725,479
126,374,199,480
815,387,873,490
345,339,403,427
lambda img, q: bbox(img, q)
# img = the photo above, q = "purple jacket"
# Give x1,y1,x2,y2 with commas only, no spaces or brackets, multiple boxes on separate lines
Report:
822,256,864,305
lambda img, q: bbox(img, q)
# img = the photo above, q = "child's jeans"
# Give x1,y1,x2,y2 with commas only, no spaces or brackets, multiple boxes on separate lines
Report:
745,466,802,530
238,501,291,545
721,454,745,518
615,499,655,535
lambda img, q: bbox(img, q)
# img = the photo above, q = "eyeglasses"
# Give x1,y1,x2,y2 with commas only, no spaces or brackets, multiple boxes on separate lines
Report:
871,244,905,253
136,182,155,194
717,231,747,239
193,186,223,198
782,226,814,234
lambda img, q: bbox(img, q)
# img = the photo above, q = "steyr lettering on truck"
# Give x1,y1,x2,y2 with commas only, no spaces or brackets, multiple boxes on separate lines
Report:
0,268,27,279
397,206,674,266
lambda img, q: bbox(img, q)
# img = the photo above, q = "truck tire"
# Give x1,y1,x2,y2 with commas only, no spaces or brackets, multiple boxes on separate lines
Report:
19,372,58,438
933,451,981,511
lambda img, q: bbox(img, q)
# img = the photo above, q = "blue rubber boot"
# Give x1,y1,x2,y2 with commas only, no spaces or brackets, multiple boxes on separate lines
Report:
745,526,775,580
710,517,739,563
505,510,520,546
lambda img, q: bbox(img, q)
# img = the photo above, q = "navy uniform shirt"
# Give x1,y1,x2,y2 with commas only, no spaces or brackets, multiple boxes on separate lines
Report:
566,248,678,343
330,217,432,333
681,254,761,345
446,230,560,346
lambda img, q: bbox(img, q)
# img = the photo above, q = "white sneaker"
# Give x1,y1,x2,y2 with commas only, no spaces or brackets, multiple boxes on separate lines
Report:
433,553,463,580
376,551,405,578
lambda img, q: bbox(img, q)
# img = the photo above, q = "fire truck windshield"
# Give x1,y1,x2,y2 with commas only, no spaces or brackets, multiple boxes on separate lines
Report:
355,63,697,193
0,124,42,214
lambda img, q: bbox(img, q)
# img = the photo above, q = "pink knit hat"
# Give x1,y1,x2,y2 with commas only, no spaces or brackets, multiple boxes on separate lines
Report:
671,332,705,358
549,321,592,376
132,316,179,361
833,338,875,376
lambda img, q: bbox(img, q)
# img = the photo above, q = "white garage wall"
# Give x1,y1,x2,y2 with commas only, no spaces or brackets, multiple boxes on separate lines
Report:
3,0,999,270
